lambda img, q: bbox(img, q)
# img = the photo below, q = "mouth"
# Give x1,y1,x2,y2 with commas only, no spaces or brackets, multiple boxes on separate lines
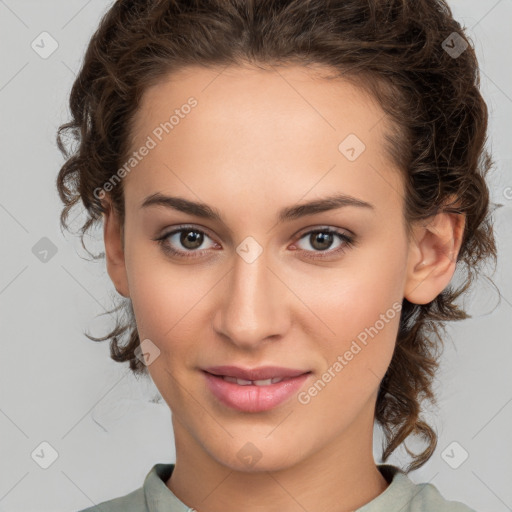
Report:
202,365,311,381
201,367,312,412
210,374,294,386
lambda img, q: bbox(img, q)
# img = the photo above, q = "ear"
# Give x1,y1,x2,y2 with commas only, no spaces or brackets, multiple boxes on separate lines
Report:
404,209,466,305
102,198,130,298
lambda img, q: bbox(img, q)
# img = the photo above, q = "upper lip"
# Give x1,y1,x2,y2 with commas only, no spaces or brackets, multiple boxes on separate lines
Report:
203,365,310,381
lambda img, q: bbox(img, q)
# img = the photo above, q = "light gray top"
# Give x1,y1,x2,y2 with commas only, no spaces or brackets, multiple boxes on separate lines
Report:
77,462,476,512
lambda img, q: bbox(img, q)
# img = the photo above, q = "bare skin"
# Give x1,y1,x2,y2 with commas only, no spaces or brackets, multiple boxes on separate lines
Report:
102,64,465,512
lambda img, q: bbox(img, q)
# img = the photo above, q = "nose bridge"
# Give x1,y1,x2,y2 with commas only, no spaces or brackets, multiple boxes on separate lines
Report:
214,246,287,347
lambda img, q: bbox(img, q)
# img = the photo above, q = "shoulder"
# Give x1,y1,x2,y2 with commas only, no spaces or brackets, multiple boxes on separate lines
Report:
75,462,177,512
406,479,477,512
360,465,478,512
76,485,146,512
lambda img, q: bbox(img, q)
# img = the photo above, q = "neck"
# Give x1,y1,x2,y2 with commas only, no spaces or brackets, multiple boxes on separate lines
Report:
166,407,390,512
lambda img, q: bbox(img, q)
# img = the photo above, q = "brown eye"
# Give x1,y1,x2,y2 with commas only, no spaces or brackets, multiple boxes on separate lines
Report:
155,225,217,258
180,230,204,250
294,227,356,260
309,231,335,251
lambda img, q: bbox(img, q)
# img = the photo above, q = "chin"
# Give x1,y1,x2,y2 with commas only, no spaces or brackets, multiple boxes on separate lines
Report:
210,440,306,474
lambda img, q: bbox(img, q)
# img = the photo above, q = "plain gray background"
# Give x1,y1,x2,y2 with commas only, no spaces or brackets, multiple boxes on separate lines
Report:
1,1,511,511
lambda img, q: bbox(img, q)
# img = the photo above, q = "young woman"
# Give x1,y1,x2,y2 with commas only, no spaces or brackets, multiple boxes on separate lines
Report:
56,1,497,510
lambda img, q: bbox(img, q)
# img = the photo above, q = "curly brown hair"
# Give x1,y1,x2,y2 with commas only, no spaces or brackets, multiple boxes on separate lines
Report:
56,0,499,473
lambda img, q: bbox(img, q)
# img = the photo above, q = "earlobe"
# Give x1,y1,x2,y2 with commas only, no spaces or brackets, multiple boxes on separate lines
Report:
102,199,130,298
404,211,465,305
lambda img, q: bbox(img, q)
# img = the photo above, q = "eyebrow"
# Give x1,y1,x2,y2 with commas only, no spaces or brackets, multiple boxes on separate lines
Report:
140,192,375,223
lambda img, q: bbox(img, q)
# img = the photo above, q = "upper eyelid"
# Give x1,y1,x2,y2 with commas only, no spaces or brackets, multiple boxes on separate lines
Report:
295,225,353,238
160,225,217,243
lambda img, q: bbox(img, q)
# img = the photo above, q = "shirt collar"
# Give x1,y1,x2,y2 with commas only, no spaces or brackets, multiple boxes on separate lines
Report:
143,462,418,512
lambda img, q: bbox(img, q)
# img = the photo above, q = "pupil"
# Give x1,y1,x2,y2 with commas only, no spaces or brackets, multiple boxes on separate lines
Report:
312,232,332,251
181,230,203,249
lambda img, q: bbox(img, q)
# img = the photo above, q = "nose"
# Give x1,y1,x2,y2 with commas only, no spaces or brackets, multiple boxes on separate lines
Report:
212,249,290,350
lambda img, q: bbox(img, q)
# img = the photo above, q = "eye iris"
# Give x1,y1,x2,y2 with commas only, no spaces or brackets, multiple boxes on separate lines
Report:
311,232,333,251
180,230,203,249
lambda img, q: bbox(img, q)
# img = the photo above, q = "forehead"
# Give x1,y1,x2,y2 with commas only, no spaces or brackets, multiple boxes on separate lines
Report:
123,64,403,217
130,63,388,147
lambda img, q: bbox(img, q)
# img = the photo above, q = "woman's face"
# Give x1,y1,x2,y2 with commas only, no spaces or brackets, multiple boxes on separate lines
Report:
108,64,416,472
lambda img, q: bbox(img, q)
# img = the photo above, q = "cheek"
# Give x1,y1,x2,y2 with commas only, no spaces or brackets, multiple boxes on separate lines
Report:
125,245,196,337
302,250,403,341
125,249,215,380
297,241,406,390
297,276,401,426
126,258,203,402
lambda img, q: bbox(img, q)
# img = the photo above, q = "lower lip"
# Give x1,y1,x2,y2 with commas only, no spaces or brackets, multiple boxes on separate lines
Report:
202,371,311,412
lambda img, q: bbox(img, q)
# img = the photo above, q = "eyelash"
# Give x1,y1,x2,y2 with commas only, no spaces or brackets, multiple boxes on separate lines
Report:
154,225,356,260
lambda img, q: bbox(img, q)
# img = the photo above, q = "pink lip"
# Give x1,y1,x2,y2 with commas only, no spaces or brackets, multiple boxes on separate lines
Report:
202,370,311,413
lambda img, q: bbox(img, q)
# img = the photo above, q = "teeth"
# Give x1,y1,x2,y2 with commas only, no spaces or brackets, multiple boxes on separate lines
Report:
221,376,285,385
236,378,253,385
253,378,273,386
